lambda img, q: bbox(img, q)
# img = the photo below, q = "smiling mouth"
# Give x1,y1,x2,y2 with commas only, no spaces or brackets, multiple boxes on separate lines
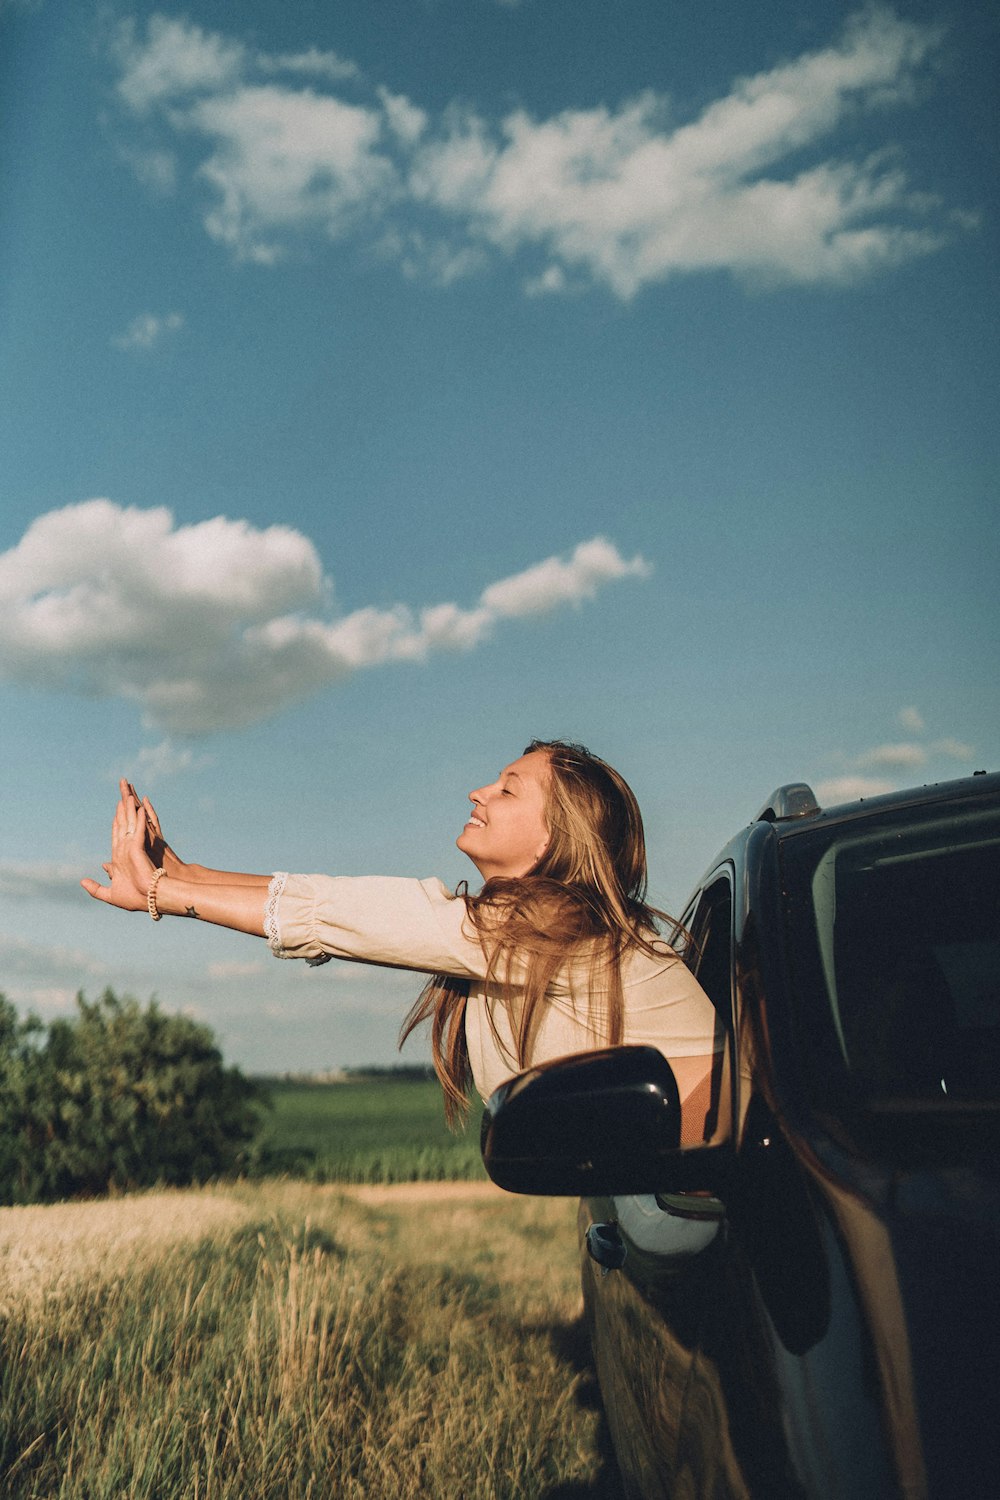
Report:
465,816,486,829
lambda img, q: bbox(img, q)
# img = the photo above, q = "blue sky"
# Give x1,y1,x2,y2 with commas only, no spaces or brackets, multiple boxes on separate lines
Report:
1,0,997,1073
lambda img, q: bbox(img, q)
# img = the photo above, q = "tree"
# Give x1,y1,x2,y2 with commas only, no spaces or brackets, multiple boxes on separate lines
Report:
0,990,266,1203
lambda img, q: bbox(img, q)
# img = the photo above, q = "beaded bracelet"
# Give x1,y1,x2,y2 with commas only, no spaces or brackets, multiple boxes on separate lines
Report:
147,867,167,921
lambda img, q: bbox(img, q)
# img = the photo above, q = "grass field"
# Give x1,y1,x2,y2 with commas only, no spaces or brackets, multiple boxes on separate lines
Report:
251,1074,487,1183
0,1179,623,1499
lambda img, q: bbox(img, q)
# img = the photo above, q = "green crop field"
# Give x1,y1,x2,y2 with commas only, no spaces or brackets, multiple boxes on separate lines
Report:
251,1074,487,1183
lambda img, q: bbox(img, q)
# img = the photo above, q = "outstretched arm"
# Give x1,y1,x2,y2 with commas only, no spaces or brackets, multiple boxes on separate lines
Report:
81,781,270,937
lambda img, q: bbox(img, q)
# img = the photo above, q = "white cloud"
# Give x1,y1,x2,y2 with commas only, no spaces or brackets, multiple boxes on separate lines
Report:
133,739,213,784
857,741,926,769
0,935,121,1020
0,501,650,734
114,14,245,113
207,960,267,980
0,934,107,984
191,86,394,262
480,537,651,617
112,311,184,351
0,861,85,904
932,737,975,761
815,774,896,805
378,87,428,147
259,47,360,84
109,8,965,296
821,707,981,805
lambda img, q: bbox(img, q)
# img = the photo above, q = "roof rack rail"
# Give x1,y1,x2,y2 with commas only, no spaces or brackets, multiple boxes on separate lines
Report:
755,783,821,823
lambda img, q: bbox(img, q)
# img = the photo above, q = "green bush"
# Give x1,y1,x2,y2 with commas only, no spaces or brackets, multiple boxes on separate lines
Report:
0,989,266,1203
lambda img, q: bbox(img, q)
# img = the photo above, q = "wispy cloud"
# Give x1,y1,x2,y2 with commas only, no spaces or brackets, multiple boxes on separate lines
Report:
0,937,116,1020
857,741,926,769
108,8,966,297
814,774,897,805
258,47,360,84
0,861,87,903
207,959,268,980
0,934,107,983
132,739,214,784
112,310,184,352
0,500,650,734
931,737,975,761
817,707,979,805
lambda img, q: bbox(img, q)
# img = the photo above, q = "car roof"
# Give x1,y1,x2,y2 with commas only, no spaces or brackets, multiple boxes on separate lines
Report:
761,768,1000,835
694,769,1000,888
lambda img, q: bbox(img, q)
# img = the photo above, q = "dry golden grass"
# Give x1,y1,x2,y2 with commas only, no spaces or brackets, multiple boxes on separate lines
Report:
0,1189,254,1314
0,1181,622,1499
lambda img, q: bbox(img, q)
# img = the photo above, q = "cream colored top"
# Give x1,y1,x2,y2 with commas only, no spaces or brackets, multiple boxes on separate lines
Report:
265,873,721,1103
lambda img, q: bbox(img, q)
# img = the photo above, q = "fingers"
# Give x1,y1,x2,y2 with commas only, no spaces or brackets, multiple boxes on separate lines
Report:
115,795,143,839
80,877,109,902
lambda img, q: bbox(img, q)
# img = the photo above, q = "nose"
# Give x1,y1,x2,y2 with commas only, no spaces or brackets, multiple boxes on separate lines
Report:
469,785,486,806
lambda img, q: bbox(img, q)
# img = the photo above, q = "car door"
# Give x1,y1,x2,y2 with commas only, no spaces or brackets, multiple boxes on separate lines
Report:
580,872,739,1499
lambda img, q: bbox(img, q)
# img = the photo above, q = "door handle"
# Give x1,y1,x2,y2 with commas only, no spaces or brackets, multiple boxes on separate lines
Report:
586,1221,627,1275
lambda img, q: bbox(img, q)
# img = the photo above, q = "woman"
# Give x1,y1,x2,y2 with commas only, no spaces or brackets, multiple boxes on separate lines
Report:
82,740,721,1142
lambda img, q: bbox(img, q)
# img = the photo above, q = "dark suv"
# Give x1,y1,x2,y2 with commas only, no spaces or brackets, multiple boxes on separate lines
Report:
481,771,1000,1499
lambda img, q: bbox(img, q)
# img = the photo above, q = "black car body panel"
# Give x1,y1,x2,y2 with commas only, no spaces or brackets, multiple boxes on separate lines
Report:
481,771,1000,1498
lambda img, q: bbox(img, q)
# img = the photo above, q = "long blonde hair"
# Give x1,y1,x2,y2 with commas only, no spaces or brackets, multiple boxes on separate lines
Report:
400,740,679,1124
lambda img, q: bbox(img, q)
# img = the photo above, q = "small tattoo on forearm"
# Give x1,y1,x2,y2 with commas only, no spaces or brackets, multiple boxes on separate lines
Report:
185,906,200,920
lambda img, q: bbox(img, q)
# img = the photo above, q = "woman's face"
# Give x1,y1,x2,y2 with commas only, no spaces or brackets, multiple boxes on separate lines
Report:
457,751,551,880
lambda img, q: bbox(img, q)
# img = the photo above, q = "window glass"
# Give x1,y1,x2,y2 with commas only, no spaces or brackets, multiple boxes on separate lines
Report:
692,882,734,1021
782,800,1000,1102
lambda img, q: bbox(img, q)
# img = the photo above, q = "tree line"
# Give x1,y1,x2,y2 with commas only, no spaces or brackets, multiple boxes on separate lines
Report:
0,989,265,1204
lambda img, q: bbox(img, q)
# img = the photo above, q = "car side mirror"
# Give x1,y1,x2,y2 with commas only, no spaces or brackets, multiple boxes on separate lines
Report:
481,1045,690,1195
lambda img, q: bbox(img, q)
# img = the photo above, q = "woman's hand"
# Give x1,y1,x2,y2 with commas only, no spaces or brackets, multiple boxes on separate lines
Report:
139,788,189,879
80,780,157,911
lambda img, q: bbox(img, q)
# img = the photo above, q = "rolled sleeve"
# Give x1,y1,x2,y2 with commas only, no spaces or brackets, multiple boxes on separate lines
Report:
265,872,490,978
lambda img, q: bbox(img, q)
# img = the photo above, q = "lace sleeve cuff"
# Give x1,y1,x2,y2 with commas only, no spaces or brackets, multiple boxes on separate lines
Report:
264,872,289,956
265,872,333,965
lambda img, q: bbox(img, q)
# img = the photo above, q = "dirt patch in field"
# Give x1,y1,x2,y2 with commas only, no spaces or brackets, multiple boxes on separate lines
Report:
0,1191,253,1312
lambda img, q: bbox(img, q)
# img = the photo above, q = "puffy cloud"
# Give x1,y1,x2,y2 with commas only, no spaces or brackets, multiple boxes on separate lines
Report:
480,537,651,617
114,14,245,113
112,310,184,351
191,87,394,262
898,705,925,733
0,501,649,734
109,8,964,296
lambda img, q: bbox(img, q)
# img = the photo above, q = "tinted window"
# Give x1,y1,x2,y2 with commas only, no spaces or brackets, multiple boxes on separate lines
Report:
678,877,733,1019
677,876,733,1138
782,798,1000,1103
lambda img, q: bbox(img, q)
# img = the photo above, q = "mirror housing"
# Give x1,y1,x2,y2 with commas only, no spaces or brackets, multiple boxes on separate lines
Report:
481,1045,688,1196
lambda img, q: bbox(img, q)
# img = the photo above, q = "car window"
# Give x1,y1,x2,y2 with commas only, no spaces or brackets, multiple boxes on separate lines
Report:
682,876,734,1141
681,876,733,1017
782,799,1000,1103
